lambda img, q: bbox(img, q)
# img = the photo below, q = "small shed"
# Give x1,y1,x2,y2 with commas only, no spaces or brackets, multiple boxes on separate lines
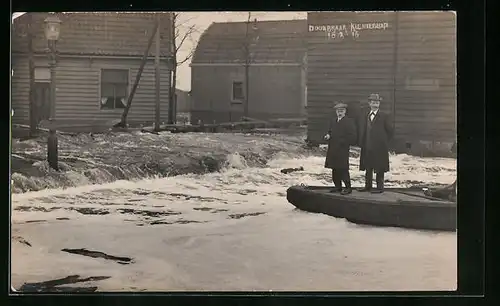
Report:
190,19,307,124
307,12,456,156
11,12,173,132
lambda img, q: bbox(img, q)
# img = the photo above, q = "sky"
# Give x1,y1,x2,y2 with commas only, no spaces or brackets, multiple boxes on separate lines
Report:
11,12,307,90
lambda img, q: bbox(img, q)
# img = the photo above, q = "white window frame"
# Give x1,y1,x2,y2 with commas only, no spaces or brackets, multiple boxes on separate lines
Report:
230,79,245,104
99,68,131,111
34,67,51,83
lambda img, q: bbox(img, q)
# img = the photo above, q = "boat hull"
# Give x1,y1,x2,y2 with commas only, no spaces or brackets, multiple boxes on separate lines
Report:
286,186,456,232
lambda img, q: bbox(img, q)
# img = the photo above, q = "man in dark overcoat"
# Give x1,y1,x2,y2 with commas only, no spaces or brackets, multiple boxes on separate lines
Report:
324,102,357,195
357,93,394,193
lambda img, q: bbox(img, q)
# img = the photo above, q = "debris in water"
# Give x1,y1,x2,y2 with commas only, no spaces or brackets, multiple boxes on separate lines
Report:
236,189,258,195
17,275,110,293
280,166,304,174
128,198,143,202
56,217,70,220
149,219,208,225
24,220,47,224
211,208,229,213
175,219,206,224
228,212,266,219
73,207,110,215
14,206,61,212
61,248,133,264
117,208,181,217
149,221,171,225
193,207,212,211
13,236,32,247
168,192,224,202
193,207,229,213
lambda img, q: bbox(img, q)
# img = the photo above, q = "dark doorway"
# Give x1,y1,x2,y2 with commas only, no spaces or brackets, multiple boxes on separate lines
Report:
33,82,51,126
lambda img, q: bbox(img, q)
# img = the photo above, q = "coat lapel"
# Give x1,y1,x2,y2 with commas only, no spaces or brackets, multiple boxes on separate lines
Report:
371,111,380,124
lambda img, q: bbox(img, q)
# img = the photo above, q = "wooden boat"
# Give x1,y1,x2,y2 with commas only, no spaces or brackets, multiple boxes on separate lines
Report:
286,185,456,232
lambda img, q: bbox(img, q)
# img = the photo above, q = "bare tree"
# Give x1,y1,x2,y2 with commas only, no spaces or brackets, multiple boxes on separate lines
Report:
169,13,198,124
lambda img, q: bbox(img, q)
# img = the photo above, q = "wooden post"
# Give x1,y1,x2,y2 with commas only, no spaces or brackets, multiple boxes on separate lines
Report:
154,14,161,131
244,62,249,119
115,21,159,128
47,129,58,170
47,40,59,171
391,12,399,132
28,14,36,137
173,93,177,124
244,19,250,119
168,13,176,125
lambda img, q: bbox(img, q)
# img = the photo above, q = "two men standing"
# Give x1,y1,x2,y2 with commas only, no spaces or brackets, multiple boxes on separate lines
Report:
324,93,393,194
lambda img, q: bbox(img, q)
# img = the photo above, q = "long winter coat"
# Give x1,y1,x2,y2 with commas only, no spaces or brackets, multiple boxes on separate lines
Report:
357,110,394,172
324,116,357,170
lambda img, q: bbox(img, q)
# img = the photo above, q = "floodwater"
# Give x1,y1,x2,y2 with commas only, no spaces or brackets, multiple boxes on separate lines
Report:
11,132,457,292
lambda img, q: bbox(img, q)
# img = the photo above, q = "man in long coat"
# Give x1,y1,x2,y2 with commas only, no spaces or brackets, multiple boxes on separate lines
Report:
324,102,357,195
357,93,394,193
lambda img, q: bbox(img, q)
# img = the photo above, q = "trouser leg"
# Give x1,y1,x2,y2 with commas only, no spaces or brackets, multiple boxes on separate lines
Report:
332,169,342,190
365,168,373,189
342,169,351,189
375,171,385,190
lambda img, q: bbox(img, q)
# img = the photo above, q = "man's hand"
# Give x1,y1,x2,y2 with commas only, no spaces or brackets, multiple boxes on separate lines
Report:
324,134,330,141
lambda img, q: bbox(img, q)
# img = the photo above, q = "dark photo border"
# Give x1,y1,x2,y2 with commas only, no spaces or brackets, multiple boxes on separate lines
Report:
6,0,486,305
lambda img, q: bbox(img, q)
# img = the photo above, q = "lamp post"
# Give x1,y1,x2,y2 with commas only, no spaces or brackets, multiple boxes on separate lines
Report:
44,14,61,171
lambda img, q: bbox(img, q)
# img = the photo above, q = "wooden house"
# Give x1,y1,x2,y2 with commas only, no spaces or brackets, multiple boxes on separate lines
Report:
190,19,307,124
11,12,173,132
307,11,456,156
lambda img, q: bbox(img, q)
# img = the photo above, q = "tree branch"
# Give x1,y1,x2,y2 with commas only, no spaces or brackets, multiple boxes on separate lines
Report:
177,50,195,66
176,16,196,29
175,24,196,53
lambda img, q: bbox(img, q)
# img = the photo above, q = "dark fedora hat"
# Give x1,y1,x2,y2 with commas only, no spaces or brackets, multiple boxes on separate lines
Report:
368,93,382,102
333,102,348,109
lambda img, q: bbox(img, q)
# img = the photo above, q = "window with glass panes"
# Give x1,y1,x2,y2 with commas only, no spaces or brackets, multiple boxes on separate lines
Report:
232,81,244,102
100,69,129,109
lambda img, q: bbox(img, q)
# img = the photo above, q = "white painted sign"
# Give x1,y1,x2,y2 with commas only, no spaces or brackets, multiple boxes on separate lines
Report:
309,22,390,40
35,67,51,82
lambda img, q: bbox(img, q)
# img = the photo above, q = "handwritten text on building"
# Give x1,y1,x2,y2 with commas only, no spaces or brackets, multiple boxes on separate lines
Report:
308,22,390,39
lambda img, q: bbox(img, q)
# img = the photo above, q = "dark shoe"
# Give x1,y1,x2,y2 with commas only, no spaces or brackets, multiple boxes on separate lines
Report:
371,189,384,194
341,188,352,195
358,187,372,192
330,188,342,193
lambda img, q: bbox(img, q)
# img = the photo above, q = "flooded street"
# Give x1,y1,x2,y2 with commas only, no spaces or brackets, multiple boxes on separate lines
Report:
11,132,457,291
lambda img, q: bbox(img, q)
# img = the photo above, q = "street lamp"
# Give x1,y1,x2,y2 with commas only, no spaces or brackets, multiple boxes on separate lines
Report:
44,14,61,171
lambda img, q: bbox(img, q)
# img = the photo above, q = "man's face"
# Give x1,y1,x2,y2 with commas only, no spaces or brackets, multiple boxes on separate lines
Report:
336,108,346,117
368,100,380,109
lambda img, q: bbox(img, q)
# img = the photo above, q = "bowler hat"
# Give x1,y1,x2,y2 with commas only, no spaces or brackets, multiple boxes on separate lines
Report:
368,93,382,102
333,102,348,109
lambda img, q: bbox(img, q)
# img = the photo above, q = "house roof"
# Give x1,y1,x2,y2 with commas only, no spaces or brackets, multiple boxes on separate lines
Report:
11,12,172,57
192,19,307,64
